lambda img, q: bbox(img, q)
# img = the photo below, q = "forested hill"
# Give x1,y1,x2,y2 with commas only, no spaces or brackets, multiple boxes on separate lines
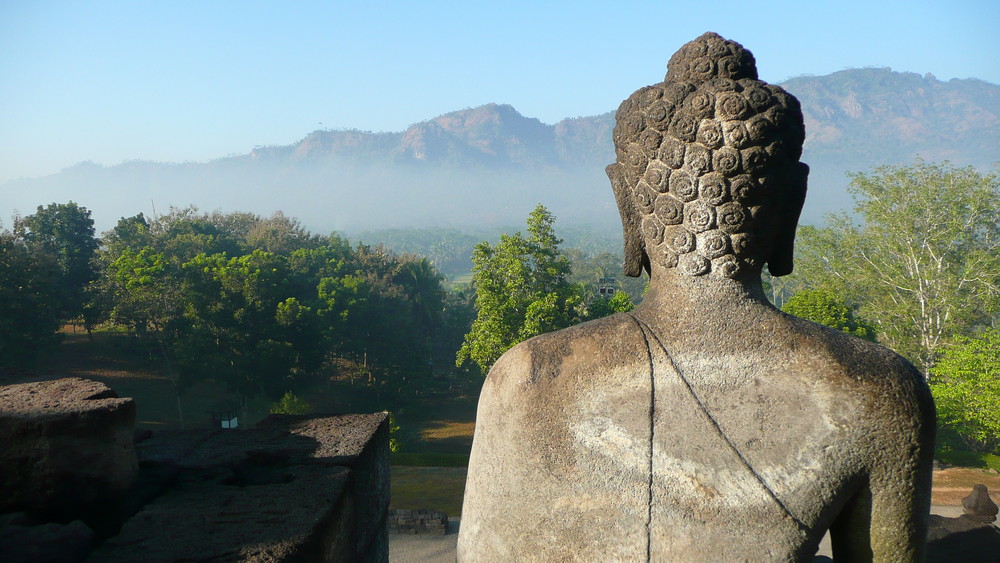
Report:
4,68,997,233
789,69,997,167
786,69,999,212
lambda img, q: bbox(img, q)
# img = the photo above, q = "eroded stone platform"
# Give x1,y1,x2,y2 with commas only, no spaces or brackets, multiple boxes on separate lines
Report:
0,378,390,563
91,413,390,562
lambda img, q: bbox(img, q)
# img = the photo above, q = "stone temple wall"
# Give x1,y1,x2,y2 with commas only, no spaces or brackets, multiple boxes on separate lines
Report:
0,378,390,563
388,508,449,535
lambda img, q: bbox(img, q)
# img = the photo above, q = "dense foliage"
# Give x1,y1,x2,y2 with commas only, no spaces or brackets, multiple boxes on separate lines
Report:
930,329,1000,453
18,202,100,321
793,161,999,374
0,227,64,365
456,205,582,374
0,202,100,365
456,205,637,374
1,205,479,413
781,289,876,341
98,208,466,405
269,391,312,415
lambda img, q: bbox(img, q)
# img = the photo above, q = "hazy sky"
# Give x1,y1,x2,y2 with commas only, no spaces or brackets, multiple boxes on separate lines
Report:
1,0,997,185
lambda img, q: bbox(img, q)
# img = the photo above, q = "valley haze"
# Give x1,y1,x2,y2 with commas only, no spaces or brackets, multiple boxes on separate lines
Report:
3,68,997,239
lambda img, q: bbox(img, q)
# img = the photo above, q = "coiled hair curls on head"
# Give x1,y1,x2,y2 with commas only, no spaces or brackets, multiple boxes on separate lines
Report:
608,32,808,280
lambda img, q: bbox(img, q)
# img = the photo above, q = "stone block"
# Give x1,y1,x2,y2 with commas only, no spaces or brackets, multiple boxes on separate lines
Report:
91,465,355,562
0,378,137,519
0,520,94,563
962,484,998,523
91,412,389,562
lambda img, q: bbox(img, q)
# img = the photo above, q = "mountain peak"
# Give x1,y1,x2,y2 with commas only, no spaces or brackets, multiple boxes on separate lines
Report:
391,103,556,165
429,103,534,131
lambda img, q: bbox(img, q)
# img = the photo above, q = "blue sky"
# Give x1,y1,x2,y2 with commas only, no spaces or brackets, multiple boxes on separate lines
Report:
1,0,997,185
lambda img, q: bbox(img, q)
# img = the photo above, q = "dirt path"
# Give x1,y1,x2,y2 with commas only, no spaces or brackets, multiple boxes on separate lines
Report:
932,467,1000,505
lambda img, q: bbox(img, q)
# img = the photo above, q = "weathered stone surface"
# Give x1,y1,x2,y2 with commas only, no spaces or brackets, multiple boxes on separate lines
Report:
926,501,1000,563
0,520,94,563
91,465,354,562
962,483,998,522
459,32,935,562
136,413,388,469
0,378,137,518
91,412,390,562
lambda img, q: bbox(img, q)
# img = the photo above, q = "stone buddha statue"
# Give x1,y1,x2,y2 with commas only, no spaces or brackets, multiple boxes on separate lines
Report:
458,33,935,562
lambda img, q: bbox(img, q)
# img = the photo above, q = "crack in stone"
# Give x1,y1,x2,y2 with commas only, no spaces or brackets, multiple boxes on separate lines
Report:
627,313,655,562
630,315,807,534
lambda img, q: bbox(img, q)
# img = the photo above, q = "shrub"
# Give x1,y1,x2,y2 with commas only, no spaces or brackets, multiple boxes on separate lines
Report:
269,391,311,415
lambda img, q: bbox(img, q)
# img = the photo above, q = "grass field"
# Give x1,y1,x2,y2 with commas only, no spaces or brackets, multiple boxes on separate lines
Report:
7,327,999,518
390,466,469,516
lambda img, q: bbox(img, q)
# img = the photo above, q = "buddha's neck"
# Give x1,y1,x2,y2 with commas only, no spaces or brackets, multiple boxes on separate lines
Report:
633,267,779,333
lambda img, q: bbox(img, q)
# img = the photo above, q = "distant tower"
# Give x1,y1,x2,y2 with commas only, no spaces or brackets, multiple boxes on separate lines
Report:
598,277,617,297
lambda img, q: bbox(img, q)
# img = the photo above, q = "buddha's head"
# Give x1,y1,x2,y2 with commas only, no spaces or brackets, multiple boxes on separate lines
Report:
608,32,808,281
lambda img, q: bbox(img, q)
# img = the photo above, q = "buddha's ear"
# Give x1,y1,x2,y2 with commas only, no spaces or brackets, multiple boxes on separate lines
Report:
767,162,808,277
608,163,647,277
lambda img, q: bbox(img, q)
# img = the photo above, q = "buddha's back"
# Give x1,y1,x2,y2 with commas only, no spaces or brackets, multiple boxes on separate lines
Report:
457,32,935,562
459,305,933,561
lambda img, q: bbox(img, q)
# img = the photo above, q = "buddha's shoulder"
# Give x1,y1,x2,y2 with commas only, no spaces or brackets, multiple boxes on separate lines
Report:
779,313,931,407
485,313,648,390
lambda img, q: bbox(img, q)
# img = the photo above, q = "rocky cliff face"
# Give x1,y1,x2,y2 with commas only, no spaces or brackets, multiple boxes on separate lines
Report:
272,70,997,174
785,68,998,168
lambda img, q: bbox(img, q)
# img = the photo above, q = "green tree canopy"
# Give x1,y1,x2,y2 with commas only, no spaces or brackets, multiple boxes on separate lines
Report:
0,228,63,366
269,391,312,415
457,204,582,374
782,288,877,341
586,290,636,320
93,208,457,408
930,329,1000,453
19,202,99,319
794,161,999,374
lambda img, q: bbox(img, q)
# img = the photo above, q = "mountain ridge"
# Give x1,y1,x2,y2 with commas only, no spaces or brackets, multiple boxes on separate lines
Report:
4,68,997,233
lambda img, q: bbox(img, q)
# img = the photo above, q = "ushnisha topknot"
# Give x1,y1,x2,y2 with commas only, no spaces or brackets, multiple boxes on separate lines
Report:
666,32,759,83
610,32,807,280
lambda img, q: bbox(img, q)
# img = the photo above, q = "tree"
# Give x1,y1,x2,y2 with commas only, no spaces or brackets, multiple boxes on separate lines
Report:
608,290,635,314
457,204,582,374
269,391,312,415
244,211,323,254
566,249,647,307
94,208,455,411
794,161,999,374
782,289,877,341
587,290,635,320
0,227,63,365
174,250,317,401
104,248,180,336
762,267,803,310
930,329,1000,453
19,202,99,320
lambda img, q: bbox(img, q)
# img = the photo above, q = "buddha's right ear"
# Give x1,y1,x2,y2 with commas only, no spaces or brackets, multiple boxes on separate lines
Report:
766,162,808,277
608,163,646,277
